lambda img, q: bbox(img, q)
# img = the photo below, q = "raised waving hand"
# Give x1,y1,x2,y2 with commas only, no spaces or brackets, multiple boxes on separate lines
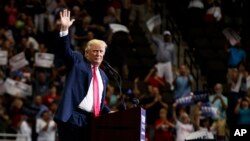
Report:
59,9,75,31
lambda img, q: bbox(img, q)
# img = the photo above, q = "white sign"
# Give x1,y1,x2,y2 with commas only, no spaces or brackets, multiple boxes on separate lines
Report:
146,15,161,32
201,104,218,119
185,130,214,140
4,78,32,97
35,53,55,68
176,94,194,106
9,52,29,71
0,51,8,65
222,28,241,46
109,23,129,33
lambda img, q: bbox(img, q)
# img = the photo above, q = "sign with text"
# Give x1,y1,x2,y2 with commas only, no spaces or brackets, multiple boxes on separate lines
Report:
4,78,32,97
0,51,8,65
176,94,194,106
185,130,214,140
201,103,218,119
35,52,55,68
9,52,29,71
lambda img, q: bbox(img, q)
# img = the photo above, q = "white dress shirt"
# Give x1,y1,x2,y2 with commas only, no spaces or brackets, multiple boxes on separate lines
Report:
78,66,104,112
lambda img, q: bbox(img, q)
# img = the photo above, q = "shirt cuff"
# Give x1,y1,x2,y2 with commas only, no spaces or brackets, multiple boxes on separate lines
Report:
59,30,69,37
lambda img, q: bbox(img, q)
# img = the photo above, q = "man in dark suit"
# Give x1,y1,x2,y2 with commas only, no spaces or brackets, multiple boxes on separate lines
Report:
54,9,111,141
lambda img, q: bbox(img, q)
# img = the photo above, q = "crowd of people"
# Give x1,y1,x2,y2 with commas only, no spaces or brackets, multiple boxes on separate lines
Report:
0,0,249,141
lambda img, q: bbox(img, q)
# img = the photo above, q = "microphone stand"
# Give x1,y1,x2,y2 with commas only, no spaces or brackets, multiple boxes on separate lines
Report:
102,60,126,110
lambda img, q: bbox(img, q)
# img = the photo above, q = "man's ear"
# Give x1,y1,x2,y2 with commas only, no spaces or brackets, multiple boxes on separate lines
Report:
84,50,88,58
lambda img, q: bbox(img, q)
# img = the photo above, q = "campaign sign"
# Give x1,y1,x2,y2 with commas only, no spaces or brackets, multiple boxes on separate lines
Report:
0,51,8,65
192,92,209,103
35,53,55,68
201,103,218,119
222,28,241,46
146,15,161,32
109,23,129,33
9,52,29,71
4,78,32,97
185,130,214,140
176,95,194,106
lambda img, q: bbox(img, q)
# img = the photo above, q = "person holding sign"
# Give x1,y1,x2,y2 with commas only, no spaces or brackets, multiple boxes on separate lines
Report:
53,9,111,141
172,103,195,141
150,30,177,91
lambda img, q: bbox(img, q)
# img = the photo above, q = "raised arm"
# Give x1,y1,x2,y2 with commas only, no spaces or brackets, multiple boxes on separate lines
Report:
58,9,79,63
234,98,241,114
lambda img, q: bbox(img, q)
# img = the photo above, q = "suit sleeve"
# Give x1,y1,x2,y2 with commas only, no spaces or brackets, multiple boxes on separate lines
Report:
59,34,79,64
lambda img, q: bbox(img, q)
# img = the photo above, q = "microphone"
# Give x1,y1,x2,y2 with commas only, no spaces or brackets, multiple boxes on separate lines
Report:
102,60,122,83
131,98,140,107
102,60,126,110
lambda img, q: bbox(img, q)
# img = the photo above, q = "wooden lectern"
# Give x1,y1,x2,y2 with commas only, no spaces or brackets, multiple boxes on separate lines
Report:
91,107,146,141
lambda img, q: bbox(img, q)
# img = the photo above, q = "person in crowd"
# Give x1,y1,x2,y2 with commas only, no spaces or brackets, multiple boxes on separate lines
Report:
36,111,56,141
196,117,215,139
186,0,205,27
209,83,228,141
17,115,32,141
6,97,36,139
4,0,18,28
42,85,60,107
128,0,152,29
103,6,121,26
144,66,166,90
228,62,250,98
204,0,222,23
141,86,168,141
226,42,246,70
53,9,111,141
172,102,195,141
234,97,250,125
0,96,10,133
32,72,51,96
31,95,49,118
154,108,175,141
173,64,194,99
151,30,177,90
105,83,119,110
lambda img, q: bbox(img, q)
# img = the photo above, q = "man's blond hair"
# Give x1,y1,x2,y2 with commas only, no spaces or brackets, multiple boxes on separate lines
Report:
85,39,107,52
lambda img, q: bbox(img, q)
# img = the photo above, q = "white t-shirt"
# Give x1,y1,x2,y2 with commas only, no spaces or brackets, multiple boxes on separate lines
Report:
36,118,56,141
17,121,32,141
175,120,194,141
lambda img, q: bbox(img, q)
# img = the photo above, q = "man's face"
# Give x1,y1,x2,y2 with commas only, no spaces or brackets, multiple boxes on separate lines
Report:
85,44,105,66
164,35,172,42
179,65,187,75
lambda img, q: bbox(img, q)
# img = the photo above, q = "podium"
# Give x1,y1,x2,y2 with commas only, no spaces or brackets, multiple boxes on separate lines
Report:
91,107,146,141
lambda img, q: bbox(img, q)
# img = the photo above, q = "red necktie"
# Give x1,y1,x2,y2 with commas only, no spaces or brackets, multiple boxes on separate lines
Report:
93,66,100,117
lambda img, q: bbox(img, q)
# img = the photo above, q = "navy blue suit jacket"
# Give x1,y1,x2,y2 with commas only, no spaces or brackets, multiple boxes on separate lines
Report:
54,35,110,127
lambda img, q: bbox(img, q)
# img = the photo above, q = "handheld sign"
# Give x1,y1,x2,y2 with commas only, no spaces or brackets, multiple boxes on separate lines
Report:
109,23,129,33
35,52,55,68
4,78,32,97
9,52,29,71
146,15,161,32
0,51,7,65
